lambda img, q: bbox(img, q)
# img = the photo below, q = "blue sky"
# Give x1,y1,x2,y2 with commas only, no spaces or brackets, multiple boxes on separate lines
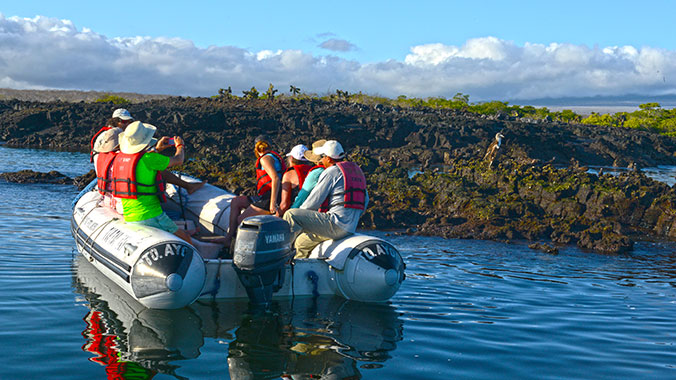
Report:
1,1,675,100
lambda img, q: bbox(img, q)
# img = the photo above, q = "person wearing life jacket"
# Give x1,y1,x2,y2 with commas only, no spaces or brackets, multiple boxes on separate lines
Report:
91,108,205,195
283,140,369,258
113,121,192,244
221,135,286,247
289,139,327,210
279,144,313,216
90,108,134,163
92,128,124,214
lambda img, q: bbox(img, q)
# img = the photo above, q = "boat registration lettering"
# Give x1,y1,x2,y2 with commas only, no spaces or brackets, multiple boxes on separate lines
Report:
82,217,99,231
360,242,399,262
141,243,188,266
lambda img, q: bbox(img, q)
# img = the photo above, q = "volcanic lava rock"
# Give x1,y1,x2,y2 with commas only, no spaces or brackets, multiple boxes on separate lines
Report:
0,169,72,184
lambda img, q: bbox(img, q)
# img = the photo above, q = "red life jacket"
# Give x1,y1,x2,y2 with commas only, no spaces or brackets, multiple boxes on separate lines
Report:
111,151,166,202
255,151,286,196
285,163,314,190
90,126,111,163
321,161,367,212
95,152,118,195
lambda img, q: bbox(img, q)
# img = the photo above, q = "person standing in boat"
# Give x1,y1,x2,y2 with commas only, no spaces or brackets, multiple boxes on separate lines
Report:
278,144,313,216
112,121,192,243
283,140,369,258
222,135,286,246
289,139,327,210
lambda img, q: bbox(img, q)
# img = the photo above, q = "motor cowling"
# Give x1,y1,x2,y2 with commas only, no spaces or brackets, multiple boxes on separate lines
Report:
232,215,293,304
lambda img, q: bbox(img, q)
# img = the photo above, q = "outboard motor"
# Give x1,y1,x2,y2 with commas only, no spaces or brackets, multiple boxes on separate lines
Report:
232,215,294,305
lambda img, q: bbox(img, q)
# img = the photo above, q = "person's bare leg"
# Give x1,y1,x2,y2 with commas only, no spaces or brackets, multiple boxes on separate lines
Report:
174,228,193,244
161,171,206,194
237,204,268,224
214,195,250,245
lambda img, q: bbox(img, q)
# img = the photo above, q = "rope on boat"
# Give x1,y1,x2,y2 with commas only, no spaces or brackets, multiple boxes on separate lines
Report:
200,257,223,299
83,217,118,259
307,270,319,298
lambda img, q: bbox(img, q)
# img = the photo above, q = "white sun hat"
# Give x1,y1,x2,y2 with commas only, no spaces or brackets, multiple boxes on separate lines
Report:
286,144,310,161
93,128,122,153
112,108,134,121
119,121,157,154
313,140,345,159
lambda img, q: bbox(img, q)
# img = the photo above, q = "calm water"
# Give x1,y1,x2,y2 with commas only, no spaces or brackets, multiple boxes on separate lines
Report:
2,145,676,379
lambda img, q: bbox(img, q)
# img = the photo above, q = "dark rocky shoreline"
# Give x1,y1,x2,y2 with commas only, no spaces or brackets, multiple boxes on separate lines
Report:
2,96,676,253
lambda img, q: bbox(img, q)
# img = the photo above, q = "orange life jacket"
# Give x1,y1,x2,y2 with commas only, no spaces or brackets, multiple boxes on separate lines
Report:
90,126,111,163
111,151,166,202
320,161,367,212
95,151,117,195
255,151,286,196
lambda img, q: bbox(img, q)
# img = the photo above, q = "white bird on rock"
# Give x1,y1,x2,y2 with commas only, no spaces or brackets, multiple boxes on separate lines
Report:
483,132,505,168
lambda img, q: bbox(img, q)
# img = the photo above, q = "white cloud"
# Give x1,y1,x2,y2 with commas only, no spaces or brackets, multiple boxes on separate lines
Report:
1,15,676,100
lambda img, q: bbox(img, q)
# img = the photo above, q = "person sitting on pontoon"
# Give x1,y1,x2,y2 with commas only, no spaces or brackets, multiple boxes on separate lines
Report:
111,121,192,243
221,135,286,247
283,140,369,258
289,139,327,210
91,108,204,195
278,144,313,216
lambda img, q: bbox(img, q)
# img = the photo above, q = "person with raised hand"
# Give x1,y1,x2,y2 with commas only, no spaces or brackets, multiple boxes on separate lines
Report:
112,121,192,243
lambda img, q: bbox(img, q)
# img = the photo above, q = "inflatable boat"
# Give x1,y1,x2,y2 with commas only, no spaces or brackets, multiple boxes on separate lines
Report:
71,174,405,309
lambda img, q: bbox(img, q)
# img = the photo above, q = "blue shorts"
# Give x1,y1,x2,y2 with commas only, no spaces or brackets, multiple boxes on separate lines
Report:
127,212,178,234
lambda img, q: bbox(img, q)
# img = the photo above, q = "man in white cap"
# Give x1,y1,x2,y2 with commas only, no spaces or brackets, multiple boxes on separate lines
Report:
283,140,369,258
278,144,313,216
111,121,192,243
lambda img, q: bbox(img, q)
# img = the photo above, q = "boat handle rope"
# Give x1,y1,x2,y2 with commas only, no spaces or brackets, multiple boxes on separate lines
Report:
290,261,295,300
79,213,117,262
307,270,319,298
200,257,223,299
72,200,100,239
72,195,107,238
177,183,187,222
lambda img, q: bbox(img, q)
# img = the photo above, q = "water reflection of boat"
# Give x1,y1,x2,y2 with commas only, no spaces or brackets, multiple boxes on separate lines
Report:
73,255,404,379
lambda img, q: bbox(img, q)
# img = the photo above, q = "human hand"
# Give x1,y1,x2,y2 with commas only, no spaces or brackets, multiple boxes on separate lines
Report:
174,136,185,149
156,136,171,151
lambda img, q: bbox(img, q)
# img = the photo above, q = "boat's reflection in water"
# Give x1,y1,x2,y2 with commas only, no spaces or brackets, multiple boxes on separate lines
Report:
73,255,404,379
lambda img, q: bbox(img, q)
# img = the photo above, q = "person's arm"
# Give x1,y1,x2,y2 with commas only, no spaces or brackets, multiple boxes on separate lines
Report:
156,136,185,167
291,168,323,209
260,155,280,215
279,171,294,215
291,188,310,209
300,168,334,210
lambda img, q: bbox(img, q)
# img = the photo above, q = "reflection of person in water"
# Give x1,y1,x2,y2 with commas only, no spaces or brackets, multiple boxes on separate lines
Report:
75,254,200,380
82,310,158,380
